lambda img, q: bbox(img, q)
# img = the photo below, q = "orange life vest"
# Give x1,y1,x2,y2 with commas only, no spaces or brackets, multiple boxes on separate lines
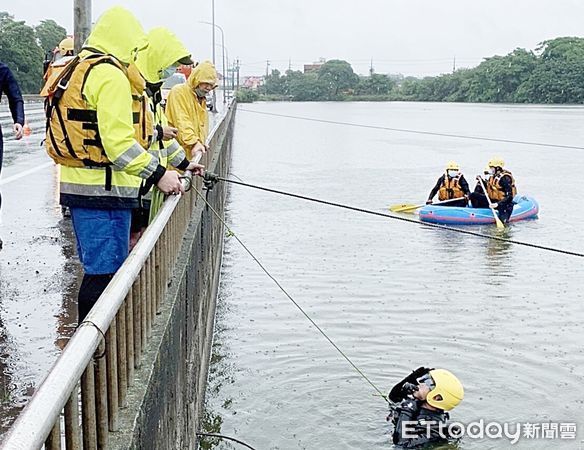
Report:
42,54,152,168
438,173,465,200
487,170,517,202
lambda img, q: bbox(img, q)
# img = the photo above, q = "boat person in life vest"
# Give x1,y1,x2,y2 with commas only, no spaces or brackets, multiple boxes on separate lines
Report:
387,367,464,448
485,157,517,223
426,161,470,207
469,166,491,208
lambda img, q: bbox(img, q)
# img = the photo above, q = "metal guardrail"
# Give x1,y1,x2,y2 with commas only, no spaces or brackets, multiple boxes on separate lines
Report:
0,103,234,449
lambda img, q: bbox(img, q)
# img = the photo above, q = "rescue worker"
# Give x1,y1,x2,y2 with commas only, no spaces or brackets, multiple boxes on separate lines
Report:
131,27,204,244
388,367,464,448
165,60,218,159
469,166,491,208
41,37,76,219
43,37,75,76
0,61,25,250
426,161,470,207
486,157,517,223
42,7,184,321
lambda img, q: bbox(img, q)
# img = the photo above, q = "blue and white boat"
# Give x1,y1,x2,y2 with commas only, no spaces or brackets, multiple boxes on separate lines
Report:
419,195,539,225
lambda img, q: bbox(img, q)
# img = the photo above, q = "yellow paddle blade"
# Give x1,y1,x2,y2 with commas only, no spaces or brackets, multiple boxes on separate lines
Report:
389,203,422,213
494,216,505,229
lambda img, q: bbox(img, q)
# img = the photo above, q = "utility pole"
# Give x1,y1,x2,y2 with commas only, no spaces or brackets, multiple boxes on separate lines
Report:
452,56,456,73
370,58,374,76
236,58,240,90
211,0,217,111
73,0,91,55
265,59,270,78
288,57,292,73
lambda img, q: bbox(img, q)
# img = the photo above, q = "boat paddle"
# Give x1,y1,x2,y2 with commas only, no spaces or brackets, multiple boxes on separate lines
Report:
389,197,465,213
477,177,505,229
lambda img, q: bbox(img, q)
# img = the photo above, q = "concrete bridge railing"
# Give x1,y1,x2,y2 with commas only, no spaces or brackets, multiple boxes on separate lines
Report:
1,101,236,450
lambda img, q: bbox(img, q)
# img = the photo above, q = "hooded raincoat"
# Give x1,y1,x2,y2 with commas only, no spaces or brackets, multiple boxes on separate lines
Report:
135,27,190,174
58,6,165,209
135,27,192,221
165,61,217,156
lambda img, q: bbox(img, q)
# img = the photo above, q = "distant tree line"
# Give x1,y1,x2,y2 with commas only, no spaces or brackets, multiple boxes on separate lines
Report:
0,12,67,93
237,37,584,104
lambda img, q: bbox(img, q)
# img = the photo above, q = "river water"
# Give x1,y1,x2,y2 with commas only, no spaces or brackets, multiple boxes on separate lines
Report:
203,102,584,449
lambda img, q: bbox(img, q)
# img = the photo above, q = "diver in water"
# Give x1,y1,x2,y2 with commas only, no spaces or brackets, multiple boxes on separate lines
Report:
387,367,464,448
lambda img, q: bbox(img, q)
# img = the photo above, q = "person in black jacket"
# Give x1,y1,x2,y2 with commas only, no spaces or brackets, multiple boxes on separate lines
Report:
388,367,464,448
426,161,470,207
0,61,25,250
485,157,517,224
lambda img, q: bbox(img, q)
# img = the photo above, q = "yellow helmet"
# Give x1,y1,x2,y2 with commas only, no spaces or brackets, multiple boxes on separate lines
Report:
426,369,464,411
488,157,504,168
446,161,459,171
58,37,74,54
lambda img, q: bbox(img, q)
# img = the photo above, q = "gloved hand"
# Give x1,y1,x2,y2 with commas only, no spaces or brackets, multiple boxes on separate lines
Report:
388,366,433,403
396,398,421,418
426,200,433,205
491,202,498,208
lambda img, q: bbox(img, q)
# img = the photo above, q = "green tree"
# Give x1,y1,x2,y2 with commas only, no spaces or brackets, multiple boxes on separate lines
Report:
289,73,328,101
263,68,286,95
318,59,358,98
516,37,584,103
356,73,394,95
35,19,67,53
0,12,44,93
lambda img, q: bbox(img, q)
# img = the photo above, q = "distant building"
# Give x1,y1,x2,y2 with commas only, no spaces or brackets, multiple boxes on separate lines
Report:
303,58,326,74
242,76,263,90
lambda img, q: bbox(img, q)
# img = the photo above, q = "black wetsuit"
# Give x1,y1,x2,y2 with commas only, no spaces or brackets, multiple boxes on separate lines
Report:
493,174,515,223
427,174,470,207
469,179,490,208
392,399,452,448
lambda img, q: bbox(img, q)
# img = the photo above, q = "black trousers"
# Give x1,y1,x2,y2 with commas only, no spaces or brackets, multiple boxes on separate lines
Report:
78,273,114,322
441,198,468,207
469,191,490,209
497,200,514,223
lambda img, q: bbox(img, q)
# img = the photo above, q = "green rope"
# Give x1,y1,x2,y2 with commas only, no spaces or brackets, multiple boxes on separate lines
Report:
194,187,390,404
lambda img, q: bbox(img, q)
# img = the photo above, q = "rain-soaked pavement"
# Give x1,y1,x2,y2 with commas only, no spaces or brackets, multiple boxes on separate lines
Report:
0,100,81,435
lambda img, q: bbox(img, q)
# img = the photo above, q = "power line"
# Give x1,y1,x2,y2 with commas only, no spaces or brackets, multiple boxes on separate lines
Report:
206,175,584,258
238,108,584,152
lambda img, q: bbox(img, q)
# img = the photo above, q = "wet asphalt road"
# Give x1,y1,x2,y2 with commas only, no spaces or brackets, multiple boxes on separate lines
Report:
0,101,81,434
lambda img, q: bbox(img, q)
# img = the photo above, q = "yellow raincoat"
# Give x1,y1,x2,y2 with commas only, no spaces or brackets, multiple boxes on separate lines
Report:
165,61,217,156
135,27,192,220
59,7,163,209
135,27,190,171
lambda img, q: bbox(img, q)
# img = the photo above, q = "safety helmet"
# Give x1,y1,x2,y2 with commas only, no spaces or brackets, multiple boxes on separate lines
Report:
488,157,504,168
446,161,459,171
425,369,464,411
58,37,74,54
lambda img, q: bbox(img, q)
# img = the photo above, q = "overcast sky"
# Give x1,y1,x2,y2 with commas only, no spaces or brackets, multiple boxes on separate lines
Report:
4,0,584,77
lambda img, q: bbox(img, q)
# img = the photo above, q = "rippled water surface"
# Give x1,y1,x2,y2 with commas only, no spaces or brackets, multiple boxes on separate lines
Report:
204,102,584,449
